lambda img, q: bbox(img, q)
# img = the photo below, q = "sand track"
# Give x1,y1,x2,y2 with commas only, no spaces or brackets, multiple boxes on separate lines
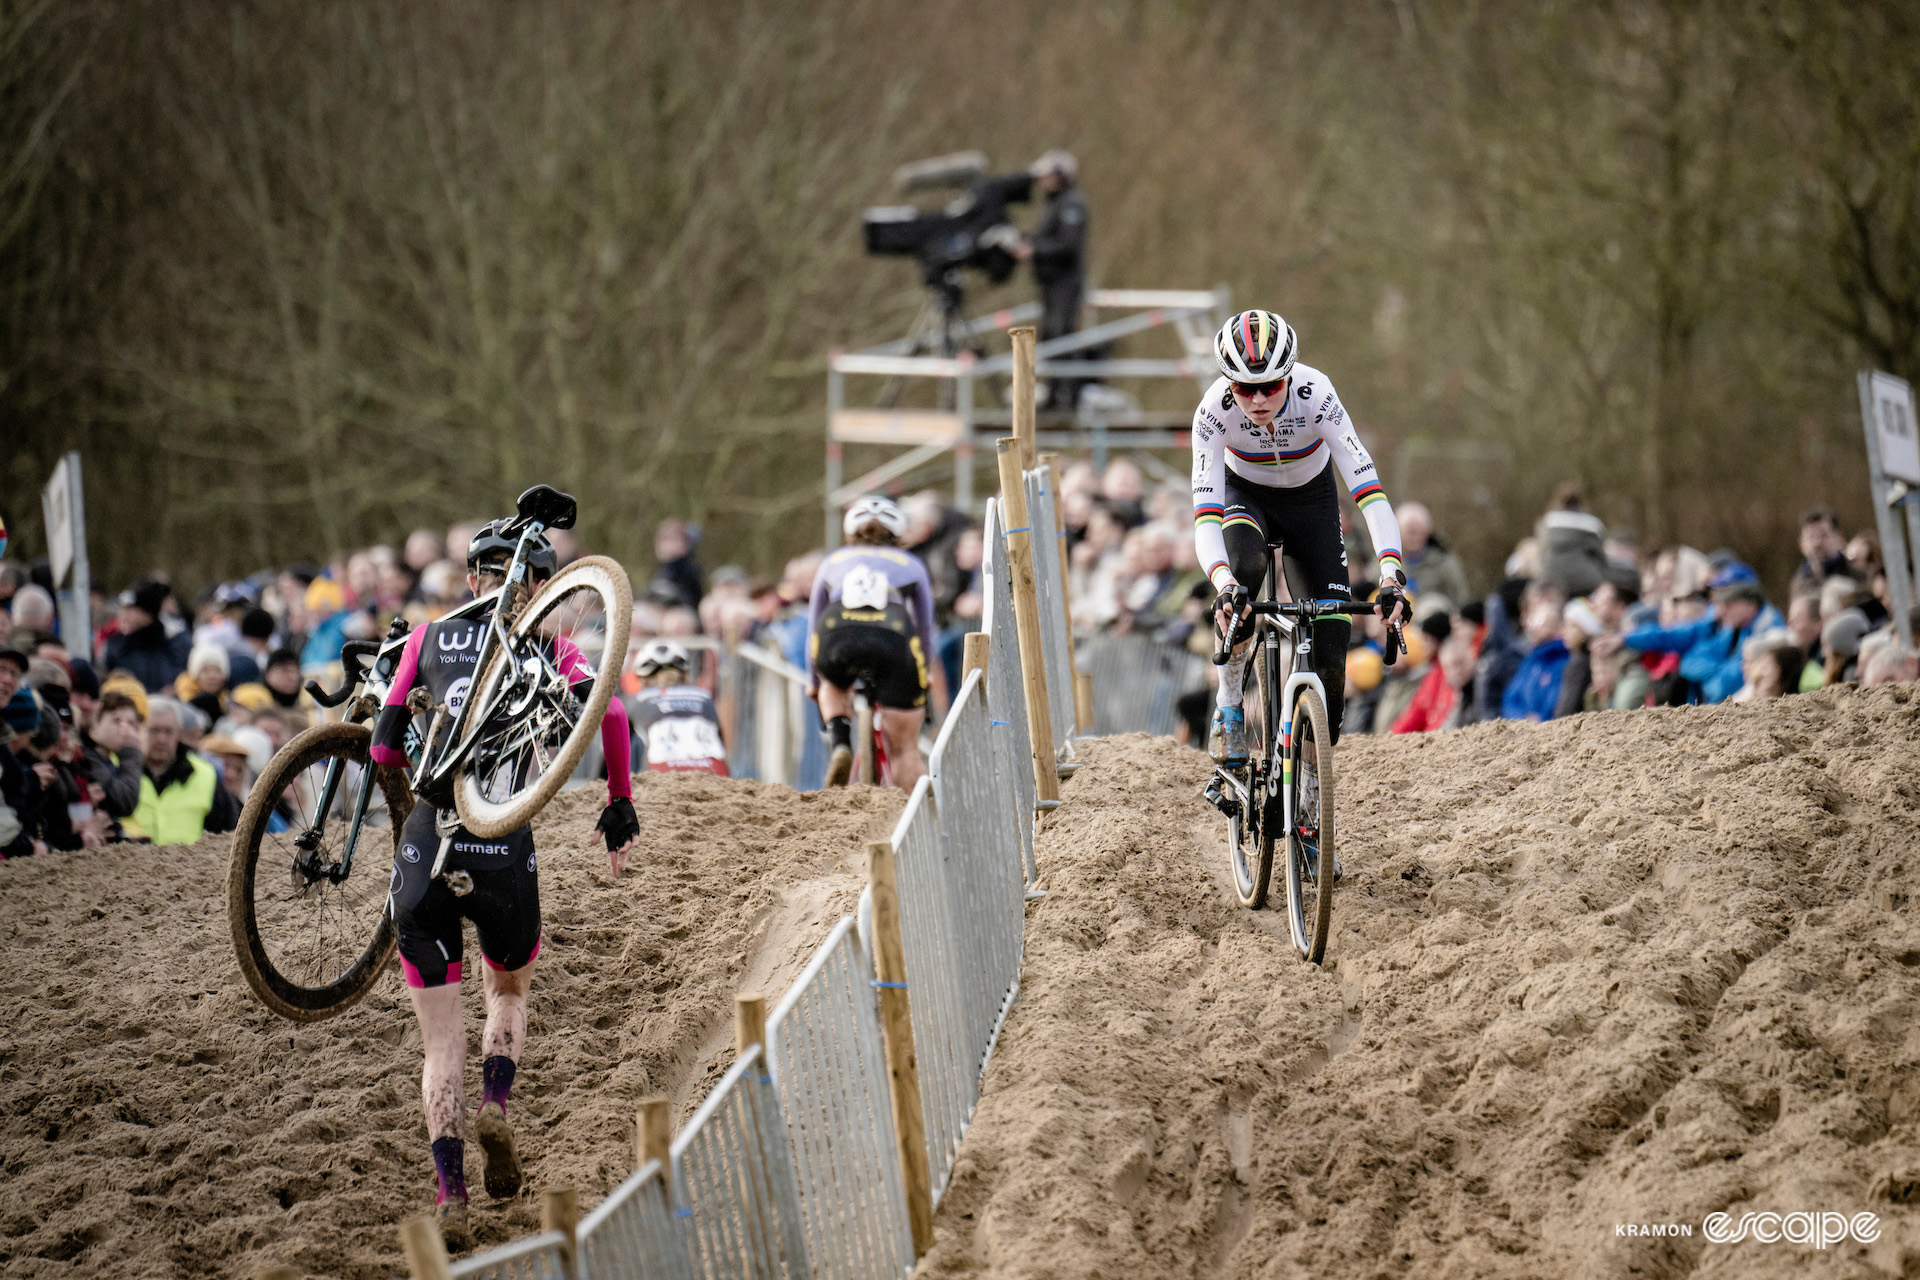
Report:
0,772,899,1279
922,686,1920,1279
7,689,1920,1278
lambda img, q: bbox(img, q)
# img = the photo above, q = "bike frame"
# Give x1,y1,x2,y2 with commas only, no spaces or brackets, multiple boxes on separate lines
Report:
410,519,566,804
291,572,507,885
1210,549,1395,847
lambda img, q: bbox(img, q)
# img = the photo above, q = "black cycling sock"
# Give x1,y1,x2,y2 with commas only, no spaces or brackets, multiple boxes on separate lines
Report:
432,1136,467,1203
480,1055,516,1112
827,716,852,752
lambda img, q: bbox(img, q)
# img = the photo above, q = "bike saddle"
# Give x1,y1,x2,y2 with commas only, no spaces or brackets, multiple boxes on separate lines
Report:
515,484,578,530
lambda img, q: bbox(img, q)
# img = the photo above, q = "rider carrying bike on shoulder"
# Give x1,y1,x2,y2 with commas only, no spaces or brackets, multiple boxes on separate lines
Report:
367,519,639,1246
1193,309,1409,764
808,496,948,791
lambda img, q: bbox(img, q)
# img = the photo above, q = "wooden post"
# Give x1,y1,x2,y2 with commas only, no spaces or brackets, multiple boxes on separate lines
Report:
399,1215,453,1280
997,438,1061,805
636,1097,672,1171
255,1267,298,1280
1038,451,1083,736
543,1187,580,1278
1011,327,1037,470
735,992,767,1057
1075,670,1094,734
962,632,990,684
867,840,934,1257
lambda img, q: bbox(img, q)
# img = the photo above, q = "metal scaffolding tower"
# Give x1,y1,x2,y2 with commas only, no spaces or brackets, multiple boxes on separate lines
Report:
823,287,1230,545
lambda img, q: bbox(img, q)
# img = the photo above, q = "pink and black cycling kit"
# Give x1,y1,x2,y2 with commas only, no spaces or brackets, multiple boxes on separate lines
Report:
369,611,631,988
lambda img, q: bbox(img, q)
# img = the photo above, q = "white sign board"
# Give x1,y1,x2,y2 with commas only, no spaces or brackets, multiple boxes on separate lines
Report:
42,455,75,585
1869,370,1920,486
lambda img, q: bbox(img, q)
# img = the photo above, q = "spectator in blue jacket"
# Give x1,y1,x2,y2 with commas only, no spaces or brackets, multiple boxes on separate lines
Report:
1621,565,1780,704
1500,588,1572,721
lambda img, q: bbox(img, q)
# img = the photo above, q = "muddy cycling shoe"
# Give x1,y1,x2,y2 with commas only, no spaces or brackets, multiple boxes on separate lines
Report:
474,1103,523,1199
1207,706,1248,767
436,1197,475,1251
826,745,854,788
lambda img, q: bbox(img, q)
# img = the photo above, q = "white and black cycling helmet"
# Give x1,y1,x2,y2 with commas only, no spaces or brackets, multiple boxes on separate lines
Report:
842,496,908,541
629,640,691,679
634,639,691,678
1213,309,1298,386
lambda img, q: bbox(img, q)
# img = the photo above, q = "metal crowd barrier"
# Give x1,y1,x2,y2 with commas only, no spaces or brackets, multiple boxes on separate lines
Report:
1075,631,1206,738
723,643,813,787
981,500,1037,879
448,1231,572,1280
888,669,1025,1202
670,1044,812,1279
1022,467,1079,748
577,1160,696,1280
764,919,915,1280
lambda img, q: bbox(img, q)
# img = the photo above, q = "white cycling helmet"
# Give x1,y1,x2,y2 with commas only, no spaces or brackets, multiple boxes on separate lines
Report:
842,496,909,541
634,639,691,678
1213,309,1297,385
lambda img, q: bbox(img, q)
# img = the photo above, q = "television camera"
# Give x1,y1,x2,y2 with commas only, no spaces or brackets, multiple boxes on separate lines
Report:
862,152,1032,354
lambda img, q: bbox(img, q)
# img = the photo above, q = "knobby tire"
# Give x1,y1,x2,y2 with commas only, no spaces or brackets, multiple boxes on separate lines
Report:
1284,685,1336,963
454,555,632,838
228,721,414,1022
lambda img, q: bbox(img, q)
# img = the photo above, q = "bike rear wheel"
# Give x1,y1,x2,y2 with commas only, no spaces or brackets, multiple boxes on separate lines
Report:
454,555,633,838
1226,643,1276,908
1283,684,1336,963
228,721,414,1021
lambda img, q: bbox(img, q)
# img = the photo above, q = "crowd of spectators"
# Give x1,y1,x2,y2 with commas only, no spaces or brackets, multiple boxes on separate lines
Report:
0,508,930,856
1032,464,1916,746
3,464,1912,855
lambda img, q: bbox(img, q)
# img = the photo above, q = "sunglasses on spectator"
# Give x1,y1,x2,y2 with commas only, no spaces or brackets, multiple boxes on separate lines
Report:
1231,379,1287,399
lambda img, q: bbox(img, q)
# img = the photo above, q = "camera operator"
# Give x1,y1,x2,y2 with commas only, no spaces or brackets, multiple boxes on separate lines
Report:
1015,150,1087,407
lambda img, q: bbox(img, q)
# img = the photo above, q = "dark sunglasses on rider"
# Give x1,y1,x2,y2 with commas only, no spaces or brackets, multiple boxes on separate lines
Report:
1230,378,1287,399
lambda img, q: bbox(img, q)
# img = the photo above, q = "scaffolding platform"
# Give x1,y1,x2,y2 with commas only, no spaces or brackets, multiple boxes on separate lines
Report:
823,287,1230,544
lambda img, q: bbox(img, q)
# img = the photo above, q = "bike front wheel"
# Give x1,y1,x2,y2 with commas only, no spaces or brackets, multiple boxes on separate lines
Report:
1283,684,1336,963
454,555,633,838
228,721,414,1021
1226,648,1277,908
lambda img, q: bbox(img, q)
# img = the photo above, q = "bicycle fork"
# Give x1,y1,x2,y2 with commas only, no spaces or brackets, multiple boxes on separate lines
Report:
293,756,378,888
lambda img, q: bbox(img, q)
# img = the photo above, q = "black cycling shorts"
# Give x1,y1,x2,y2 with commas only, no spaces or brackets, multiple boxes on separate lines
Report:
389,804,541,989
1220,463,1353,605
813,607,929,710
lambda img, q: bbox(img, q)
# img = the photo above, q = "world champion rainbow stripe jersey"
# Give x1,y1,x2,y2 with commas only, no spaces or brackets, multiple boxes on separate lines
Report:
1189,364,1404,592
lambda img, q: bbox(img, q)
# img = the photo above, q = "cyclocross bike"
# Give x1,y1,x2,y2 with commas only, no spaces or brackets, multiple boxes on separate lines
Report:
226,485,632,1021
1202,558,1401,964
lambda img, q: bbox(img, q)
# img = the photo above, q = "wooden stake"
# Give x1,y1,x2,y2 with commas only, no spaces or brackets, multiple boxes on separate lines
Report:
1075,670,1094,734
962,632,990,683
997,438,1061,805
1011,326,1037,470
1038,452,1083,735
867,839,934,1257
255,1267,298,1280
542,1187,580,1278
636,1097,671,1172
399,1215,453,1280
735,992,767,1057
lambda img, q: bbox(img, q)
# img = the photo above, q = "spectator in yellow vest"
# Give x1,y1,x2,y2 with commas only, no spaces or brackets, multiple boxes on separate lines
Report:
125,698,239,845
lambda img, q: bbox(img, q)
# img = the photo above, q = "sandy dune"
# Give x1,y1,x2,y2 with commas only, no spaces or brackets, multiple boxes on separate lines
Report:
0,773,899,1279
923,687,1920,1279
